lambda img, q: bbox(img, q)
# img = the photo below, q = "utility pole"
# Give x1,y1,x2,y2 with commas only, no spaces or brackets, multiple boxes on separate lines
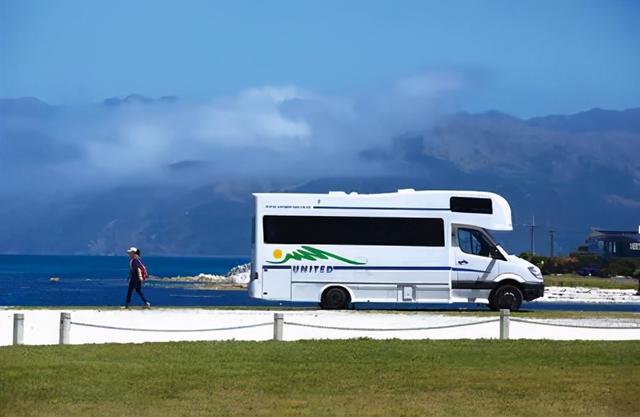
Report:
549,229,555,257
529,215,536,255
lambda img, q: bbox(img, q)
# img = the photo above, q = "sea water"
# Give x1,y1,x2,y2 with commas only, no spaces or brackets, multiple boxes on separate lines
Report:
0,255,260,307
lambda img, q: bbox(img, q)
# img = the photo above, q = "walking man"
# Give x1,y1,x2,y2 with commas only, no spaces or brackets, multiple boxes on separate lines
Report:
125,247,151,308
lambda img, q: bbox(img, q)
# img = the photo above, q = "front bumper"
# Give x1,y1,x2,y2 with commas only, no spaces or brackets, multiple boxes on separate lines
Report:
522,282,545,301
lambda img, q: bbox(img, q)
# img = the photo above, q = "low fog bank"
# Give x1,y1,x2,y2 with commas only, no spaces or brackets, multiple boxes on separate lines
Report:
0,71,470,198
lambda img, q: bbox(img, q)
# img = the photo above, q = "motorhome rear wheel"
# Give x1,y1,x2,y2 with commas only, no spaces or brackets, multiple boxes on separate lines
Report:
320,286,351,310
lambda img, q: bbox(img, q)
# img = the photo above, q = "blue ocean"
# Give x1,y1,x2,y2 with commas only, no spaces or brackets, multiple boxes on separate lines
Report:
0,255,261,307
1,255,639,311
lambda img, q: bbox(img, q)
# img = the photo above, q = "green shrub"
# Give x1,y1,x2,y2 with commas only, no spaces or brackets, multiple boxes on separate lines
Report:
604,259,640,277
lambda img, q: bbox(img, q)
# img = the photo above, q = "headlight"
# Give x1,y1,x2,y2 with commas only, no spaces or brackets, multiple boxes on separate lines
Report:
528,266,542,279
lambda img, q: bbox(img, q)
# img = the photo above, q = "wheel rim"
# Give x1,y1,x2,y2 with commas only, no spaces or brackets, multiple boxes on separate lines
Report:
498,290,517,309
326,288,347,308
330,290,344,306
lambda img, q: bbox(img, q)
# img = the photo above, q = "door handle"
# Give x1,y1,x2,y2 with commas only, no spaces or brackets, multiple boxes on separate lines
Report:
458,260,468,265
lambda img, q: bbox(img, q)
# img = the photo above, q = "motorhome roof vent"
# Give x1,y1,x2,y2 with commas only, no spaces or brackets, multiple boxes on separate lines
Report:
397,188,415,193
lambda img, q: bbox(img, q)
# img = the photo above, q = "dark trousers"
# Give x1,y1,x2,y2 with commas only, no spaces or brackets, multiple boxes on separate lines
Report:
126,278,148,304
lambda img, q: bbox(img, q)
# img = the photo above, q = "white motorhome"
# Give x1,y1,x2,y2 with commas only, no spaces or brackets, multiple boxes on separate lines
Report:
248,189,544,311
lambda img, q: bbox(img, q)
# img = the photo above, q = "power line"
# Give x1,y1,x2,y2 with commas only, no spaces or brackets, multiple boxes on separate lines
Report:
519,216,537,255
530,216,536,255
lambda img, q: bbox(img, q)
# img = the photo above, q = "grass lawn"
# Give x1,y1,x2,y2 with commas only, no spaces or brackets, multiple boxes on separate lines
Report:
1,340,639,417
544,274,638,289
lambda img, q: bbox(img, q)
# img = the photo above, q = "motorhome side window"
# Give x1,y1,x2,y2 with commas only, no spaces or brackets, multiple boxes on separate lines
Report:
457,228,492,257
450,197,493,214
263,215,444,247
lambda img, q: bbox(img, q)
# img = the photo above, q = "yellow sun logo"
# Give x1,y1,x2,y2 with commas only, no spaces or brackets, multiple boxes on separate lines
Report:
273,249,283,259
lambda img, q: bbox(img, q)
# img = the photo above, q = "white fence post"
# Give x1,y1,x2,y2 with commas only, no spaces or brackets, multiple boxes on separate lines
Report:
13,313,24,345
59,312,71,345
500,309,510,340
273,313,284,341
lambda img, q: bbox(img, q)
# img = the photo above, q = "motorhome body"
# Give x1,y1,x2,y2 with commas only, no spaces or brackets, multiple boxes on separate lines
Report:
249,189,544,311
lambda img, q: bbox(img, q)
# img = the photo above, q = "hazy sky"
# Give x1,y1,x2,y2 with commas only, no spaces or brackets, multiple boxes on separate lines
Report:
1,0,638,117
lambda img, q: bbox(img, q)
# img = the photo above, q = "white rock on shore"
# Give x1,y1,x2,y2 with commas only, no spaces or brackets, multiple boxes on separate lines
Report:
150,263,250,286
540,286,640,303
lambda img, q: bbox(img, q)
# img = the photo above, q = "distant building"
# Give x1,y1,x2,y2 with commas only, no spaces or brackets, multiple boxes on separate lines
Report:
579,229,640,258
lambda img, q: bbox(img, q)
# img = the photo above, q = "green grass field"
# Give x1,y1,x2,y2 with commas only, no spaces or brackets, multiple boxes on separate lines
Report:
544,274,638,289
1,340,639,417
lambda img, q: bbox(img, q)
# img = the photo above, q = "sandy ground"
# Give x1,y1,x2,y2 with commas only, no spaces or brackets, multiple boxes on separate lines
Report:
1,307,639,346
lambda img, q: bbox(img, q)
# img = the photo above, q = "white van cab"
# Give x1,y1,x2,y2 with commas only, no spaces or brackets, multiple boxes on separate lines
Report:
248,189,544,311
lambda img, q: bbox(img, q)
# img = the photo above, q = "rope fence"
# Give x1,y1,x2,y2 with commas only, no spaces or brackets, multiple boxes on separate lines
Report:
7,310,640,346
69,321,273,333
509,318,640,330
282,318,500,332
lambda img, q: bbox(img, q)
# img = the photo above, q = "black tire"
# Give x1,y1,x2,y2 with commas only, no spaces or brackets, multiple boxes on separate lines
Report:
488,290,498,310
489,284,523,311
320,287,351,310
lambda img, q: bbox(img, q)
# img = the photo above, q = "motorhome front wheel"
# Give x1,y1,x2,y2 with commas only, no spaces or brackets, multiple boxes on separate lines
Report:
490,284,523,311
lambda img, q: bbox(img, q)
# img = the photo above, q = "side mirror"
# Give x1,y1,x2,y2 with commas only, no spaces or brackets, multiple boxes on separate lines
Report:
490,247,503,260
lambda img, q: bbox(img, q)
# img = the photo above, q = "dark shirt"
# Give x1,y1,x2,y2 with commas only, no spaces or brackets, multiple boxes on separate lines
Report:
128,258,144,282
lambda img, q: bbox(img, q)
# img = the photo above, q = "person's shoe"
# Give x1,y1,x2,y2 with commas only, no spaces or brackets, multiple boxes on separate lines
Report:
144,302,151,308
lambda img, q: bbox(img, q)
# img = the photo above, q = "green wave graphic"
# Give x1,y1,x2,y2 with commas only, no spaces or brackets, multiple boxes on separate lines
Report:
267,246,365,265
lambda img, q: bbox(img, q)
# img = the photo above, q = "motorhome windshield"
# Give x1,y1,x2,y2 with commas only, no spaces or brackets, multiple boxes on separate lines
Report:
482,228,499,246
483,229,514,255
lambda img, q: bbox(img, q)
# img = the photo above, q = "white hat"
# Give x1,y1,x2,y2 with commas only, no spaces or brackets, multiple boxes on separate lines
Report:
126,247,138,253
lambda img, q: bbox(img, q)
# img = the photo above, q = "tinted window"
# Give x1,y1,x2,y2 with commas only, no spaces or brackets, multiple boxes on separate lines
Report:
457,228,492,257
263,216,444,247
450,197,493,214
